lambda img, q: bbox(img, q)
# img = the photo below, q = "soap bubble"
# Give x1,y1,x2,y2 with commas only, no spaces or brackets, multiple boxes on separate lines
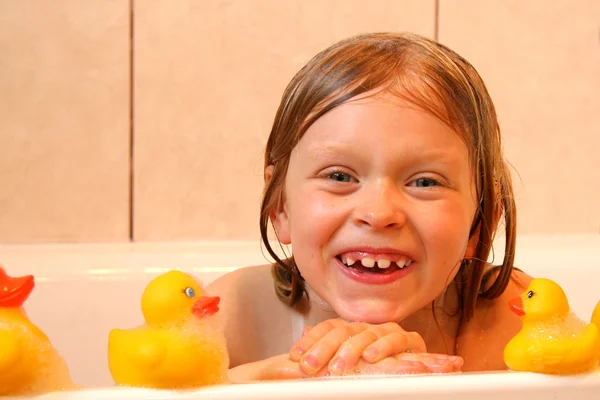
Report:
519,310,594,373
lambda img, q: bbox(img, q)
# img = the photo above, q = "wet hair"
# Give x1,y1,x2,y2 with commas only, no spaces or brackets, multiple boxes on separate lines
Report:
259,32,516,329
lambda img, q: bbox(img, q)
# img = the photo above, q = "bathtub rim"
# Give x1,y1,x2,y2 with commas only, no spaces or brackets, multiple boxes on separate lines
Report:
30,369,600,399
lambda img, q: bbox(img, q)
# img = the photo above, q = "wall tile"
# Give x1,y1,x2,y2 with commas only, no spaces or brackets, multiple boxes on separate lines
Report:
0,0,131,243
439,0,600,234
134,0,436,241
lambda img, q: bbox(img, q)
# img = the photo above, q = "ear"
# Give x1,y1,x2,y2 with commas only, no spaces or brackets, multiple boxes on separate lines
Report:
265,165,291,245
464,202,503,260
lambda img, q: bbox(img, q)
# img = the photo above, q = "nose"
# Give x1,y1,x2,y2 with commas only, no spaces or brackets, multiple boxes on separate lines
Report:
352,179,406,230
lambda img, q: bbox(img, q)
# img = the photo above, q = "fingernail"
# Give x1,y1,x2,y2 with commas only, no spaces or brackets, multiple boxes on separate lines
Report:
436,358,449,365
302,354,318,371
449,356,461,364
363,347,378,361
330,358,345,372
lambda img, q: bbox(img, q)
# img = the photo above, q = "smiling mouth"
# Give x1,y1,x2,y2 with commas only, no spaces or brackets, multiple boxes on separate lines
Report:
336,255,414,274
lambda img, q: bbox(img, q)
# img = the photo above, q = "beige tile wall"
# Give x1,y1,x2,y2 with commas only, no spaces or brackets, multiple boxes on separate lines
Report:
133,0,436,241
439,0,600,234
0,0,131,243
1,1,598,243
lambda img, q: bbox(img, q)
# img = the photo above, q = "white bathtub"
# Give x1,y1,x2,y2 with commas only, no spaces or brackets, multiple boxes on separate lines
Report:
1,235,599,399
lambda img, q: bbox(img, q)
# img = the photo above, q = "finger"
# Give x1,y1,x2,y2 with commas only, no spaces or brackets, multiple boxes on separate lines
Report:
402,330,427,353
356,357,428,376
257,356,308,381
451,356,464,371
415,353,463,372
330,323,423,372
327,329,378,373
302,326,313,337
395,353,459,373
314,366,331,378
329,327,390,373
423,353,464,371
363,322,426,354
300,323,366,375
289,319,346,361
261,356,333,381
268,363,306,380
372,323,426,352
362,332,409,363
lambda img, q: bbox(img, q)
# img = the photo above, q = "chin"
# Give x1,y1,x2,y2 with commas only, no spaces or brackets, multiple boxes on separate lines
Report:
334,301,407,324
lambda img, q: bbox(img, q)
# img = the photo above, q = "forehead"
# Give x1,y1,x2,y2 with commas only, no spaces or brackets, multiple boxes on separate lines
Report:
301,92,461,150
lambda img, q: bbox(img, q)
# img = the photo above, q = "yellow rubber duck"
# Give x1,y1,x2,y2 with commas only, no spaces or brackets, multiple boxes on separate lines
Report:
108,269,230,389
0,266,76,395
504,277,600,374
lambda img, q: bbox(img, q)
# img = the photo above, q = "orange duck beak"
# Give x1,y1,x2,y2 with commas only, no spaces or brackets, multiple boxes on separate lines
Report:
0,266,35,308
192,296,220,318
508,296,525,316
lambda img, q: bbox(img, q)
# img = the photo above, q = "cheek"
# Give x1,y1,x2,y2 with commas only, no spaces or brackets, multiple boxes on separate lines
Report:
417,200,474,250
292,190,343,232
287,191,347,270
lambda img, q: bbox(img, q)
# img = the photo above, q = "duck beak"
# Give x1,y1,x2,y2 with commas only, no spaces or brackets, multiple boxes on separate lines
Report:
0,267,35,308
192,296,220,318
508,296,525,316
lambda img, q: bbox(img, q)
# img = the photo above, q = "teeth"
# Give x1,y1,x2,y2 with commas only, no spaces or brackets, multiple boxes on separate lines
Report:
341,255,414,269
361,257,375,268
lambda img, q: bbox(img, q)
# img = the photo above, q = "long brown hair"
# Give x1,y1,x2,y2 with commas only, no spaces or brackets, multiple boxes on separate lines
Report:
259,32,516,327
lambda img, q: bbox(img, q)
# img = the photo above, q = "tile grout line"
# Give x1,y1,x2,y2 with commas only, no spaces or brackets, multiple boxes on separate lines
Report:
434,0,440,40
128,0,135,242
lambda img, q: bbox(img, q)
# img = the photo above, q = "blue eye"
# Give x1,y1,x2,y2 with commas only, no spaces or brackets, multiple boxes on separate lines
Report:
414,178,438,188
328,172,352,182
184,287,195,298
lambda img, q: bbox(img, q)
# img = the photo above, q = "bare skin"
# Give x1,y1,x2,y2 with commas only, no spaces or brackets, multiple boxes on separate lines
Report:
207,264,532,380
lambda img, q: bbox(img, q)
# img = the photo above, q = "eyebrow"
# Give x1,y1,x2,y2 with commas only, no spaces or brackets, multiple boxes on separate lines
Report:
306,144,353,158
307,143,466,166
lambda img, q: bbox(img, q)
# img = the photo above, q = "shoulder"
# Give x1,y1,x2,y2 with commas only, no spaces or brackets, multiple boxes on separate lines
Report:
207,264,279,330
206,264,294,367
207,264,273,296
207,264,288,320
458,267,534,371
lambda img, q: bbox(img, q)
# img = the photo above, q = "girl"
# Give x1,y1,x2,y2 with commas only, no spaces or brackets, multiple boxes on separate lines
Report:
208,32,532,381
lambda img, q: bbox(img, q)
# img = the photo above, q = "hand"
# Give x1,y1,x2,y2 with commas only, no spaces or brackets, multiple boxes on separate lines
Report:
349,352,463,375
290,318,430,375
231,352,462,382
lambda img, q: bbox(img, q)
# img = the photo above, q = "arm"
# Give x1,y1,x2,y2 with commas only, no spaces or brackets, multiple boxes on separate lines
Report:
206,265,296,369
208,267,315,382
227,354,312,382
206,267,258,369
208,267,462,380
228,351,461,382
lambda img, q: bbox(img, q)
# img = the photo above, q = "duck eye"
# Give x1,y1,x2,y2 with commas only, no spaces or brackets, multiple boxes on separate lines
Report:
184,287,195,298
527,290,534,298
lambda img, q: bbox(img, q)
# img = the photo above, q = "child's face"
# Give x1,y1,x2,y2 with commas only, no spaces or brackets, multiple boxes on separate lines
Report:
272,92,478,324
